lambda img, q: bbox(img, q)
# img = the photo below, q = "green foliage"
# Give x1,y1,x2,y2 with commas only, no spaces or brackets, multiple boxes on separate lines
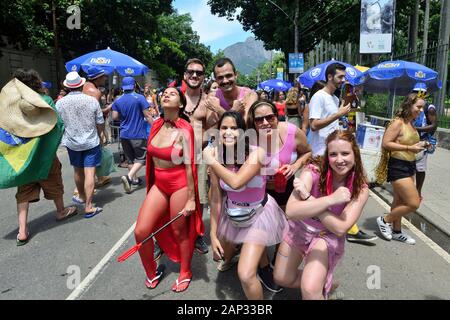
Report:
237,52,286,88
153,12,213,83
206,50,226,76
0,1,212,84
207,0,359,54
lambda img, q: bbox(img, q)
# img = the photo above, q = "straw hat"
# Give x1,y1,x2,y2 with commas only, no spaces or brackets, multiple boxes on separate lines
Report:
0,78,57,138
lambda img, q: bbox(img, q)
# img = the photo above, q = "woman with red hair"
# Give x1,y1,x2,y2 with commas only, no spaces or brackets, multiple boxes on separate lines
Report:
273,130,369,299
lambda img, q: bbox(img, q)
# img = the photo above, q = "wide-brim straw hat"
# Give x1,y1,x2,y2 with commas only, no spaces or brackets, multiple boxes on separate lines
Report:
0,78,57,138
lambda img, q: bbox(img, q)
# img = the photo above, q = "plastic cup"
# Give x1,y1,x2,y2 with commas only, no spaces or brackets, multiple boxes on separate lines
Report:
274,168,287,193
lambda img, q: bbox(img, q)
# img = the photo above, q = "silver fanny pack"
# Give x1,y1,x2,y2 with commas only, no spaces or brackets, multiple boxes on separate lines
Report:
225,194,268,228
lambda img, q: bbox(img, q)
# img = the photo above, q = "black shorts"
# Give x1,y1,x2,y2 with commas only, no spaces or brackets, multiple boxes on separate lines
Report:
120,139,147,165
267,176,295,207
387,157,416,182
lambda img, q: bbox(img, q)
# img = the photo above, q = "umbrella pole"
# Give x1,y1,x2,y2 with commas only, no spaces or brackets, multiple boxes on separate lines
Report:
391,88,396,119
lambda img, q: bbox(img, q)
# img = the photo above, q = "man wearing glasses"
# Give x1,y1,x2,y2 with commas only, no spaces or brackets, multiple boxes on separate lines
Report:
182,58,211,255
205,57,258,123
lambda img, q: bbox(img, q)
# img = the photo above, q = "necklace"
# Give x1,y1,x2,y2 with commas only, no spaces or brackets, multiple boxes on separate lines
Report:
183,90,203,117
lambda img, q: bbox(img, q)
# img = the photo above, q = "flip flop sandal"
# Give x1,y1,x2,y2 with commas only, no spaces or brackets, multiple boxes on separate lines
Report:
172,276,192,293
95,176,112,188
145,266,165,289
84,207,103,219
72,195,86,205
56,207,78,221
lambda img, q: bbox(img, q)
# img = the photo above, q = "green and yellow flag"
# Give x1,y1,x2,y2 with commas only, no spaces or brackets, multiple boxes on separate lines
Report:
0,95,63,189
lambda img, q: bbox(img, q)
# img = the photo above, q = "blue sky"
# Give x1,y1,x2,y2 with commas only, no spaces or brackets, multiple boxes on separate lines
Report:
173,0,254,53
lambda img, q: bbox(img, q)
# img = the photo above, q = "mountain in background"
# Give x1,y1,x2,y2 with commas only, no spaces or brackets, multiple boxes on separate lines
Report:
222,37,272,75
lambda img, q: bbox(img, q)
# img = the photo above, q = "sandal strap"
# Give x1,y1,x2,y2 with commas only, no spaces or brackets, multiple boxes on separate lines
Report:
176,278,191,286
147,270,162,285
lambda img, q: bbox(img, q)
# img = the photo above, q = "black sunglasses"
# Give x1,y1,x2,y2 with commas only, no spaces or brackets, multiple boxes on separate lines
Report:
186,69,205,77
254,114,276,124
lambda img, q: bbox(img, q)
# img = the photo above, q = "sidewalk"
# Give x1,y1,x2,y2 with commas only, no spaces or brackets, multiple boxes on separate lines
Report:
372,147,450,237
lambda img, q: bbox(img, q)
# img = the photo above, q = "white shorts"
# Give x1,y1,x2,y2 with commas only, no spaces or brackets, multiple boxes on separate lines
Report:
415,152,428,172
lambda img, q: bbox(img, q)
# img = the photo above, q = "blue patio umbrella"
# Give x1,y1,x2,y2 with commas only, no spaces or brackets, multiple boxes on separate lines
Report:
258,79,292,92
356,60,442,95
65,47,149,76
298,60,363,88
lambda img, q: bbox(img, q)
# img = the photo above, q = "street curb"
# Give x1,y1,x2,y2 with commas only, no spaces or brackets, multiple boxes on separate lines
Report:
370,184,450,237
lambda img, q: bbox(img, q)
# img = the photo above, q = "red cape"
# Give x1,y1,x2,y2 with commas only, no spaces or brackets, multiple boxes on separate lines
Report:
145,117,204,263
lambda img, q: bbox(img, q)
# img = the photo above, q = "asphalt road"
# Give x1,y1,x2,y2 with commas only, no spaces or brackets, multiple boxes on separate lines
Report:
1,146,449,300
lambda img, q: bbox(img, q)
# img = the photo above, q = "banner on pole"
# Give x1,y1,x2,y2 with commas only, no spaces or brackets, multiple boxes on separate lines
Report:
360,0,395,53
276,68,284,80
289,53,304,74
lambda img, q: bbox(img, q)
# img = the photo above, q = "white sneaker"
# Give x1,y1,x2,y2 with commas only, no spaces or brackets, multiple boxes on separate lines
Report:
392,232,416,245
376,216,392,240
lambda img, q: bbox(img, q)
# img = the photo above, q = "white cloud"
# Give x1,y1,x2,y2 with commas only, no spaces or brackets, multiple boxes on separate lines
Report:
174,0,253,48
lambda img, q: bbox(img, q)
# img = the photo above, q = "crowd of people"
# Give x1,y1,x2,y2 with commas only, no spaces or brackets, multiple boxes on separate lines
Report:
2,56,437,300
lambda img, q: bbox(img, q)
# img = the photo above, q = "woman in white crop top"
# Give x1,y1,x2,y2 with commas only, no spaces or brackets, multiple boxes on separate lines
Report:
203,111,287,300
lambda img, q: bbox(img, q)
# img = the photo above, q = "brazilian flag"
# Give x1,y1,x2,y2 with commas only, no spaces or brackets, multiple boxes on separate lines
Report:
0,96,63,189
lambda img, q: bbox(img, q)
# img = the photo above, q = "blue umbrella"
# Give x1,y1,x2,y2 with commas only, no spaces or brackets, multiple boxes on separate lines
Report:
258,79,292,92
356,60,442,95
298,60,363,88
65,47,149,76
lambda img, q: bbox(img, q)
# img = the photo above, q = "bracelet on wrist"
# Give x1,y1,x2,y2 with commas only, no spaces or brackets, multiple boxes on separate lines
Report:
301,193,311,201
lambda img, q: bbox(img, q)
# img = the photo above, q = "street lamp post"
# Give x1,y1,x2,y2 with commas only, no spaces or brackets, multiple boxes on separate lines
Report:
266,0,299,79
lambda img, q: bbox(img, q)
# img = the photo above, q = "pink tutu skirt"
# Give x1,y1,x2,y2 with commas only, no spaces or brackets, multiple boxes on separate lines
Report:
217,194,287,246
283,220,345,298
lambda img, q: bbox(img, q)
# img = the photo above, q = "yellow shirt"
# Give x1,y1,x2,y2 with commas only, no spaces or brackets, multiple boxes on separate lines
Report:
391,121,420,162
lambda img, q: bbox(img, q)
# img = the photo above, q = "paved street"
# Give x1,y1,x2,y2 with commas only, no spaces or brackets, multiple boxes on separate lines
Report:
1,145,450,300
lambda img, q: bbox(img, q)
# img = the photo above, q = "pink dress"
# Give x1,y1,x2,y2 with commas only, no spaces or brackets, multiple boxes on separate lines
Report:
217,168,287,246
283,164,346,298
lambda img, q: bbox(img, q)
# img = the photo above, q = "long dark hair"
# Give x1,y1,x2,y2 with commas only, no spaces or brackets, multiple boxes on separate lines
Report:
246,99,279,132
309,80,326,102
164,86,189,122
217,111,249,167
12,68,43,93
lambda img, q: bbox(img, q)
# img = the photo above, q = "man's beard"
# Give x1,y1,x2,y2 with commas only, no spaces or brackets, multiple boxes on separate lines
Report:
186,79,202,90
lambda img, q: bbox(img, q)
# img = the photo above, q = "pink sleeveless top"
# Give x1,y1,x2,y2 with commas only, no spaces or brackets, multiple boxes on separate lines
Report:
265,123,298,179
303,165,347,230
220,167,266,207
216,87,251,110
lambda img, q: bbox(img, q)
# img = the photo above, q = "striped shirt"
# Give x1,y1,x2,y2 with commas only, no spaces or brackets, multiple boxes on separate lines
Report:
56,91,104,151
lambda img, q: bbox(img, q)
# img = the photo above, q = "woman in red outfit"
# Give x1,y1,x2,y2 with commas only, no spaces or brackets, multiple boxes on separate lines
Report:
134,87,203,292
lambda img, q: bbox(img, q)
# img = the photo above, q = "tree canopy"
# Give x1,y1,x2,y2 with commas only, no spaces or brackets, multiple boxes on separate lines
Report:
0,0,213,84
207,0,443,66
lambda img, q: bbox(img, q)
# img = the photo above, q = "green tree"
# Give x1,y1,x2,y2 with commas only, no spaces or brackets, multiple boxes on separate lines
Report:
206,49,225,77
152,12,213,83
207,0,359,57
0,1,213,84
238,52,286,88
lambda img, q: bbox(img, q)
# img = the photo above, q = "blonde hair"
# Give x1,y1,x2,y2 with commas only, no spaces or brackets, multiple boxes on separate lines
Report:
285,87,299,105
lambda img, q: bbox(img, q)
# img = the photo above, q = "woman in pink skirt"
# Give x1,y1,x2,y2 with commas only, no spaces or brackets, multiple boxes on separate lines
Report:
203,110,287,300
273,130,369,299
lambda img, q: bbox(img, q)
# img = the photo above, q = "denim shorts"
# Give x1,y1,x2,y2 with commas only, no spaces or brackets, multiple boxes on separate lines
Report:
67,145,102,168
